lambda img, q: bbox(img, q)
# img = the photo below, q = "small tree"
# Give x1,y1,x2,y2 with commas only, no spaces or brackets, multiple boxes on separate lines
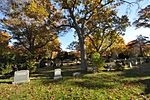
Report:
91,52,105,72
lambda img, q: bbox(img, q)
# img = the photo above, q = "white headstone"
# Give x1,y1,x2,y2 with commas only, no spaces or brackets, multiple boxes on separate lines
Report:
129,62,132,68
13,70,30,84
54,69,62,79
135,61,138,65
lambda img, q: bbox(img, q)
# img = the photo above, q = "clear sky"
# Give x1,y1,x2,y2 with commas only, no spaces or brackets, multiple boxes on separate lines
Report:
59,0,150,51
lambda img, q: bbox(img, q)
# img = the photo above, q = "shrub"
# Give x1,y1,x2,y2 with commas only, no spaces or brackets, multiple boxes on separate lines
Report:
25,60,37,73
91,52,105,72
0,63,12,75
17,60,37,73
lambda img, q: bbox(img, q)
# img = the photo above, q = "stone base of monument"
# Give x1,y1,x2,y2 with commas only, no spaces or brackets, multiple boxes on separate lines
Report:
54,75,63,79
12,70,30,84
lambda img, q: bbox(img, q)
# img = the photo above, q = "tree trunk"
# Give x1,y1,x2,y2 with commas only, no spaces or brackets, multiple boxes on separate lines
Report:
68,8,87,72
78,34,87,72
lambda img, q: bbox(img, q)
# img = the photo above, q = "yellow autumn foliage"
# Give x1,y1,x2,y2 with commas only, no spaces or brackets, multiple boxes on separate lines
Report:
25,0,49,19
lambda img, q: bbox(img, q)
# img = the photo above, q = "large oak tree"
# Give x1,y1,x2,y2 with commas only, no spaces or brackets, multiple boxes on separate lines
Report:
53,0,131,71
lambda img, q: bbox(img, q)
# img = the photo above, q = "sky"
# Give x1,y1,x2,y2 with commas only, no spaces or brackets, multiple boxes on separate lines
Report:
59,0,150,51
117,0,150,44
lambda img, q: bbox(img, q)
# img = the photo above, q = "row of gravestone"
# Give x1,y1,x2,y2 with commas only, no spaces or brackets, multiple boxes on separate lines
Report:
12,69,81,84
104,57,149,71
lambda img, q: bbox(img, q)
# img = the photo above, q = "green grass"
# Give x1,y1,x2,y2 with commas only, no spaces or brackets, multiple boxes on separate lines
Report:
0,64,150,100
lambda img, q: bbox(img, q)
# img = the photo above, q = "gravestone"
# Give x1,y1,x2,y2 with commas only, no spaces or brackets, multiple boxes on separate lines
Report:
73,72,81,77
140,60,144,64
87,67,93,71
54,69,62,79
13,70,30,84
107,65,112,71
107,62,116,67
105,62,116,71
135,61,138,65
129,62,132,68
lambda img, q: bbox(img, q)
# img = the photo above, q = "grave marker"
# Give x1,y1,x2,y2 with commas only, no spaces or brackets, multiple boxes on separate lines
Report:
129,62,132,68
87,67,93,71
54,69,62,79
135,61,138,65
73,72,81,77
13,70,30,84
107,65,112,71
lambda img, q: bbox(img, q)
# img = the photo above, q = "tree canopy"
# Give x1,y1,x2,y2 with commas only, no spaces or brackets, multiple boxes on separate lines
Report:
133,5,150,28
0,31,12,55
84,7,129,55
0,0,61,56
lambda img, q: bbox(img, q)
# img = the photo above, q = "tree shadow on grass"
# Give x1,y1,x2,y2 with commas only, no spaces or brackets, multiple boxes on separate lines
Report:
39,64,120,90
33,65,82,85
0,75,13,84
62,69,81,77
30,67,55,79
0,81,12,84
41,74,118,90
122,63,150,78
32,65,81,78
40,71,83,85
73,79,116,90
67,72,119,90
122,63,150,94
0,71,13,82
138,79,150,94
122,78,150,95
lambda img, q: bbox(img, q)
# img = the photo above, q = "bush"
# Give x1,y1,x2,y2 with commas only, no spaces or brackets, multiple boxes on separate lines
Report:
91,52,105,72
27,60,37,73
17,60,37,73
0,63,12,75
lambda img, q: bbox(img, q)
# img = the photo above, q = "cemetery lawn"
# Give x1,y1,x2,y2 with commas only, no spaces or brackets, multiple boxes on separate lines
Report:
0,63,150,100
